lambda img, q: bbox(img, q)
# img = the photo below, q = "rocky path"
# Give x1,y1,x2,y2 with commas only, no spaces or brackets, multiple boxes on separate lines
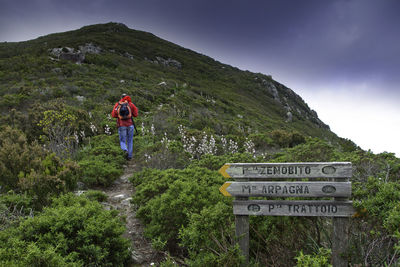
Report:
100,160,163,266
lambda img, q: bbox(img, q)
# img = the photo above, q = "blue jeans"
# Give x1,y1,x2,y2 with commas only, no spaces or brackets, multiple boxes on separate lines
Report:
118,126,134,159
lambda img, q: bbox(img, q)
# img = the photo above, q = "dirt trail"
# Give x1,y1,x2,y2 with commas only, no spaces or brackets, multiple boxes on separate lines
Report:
100,160,163,266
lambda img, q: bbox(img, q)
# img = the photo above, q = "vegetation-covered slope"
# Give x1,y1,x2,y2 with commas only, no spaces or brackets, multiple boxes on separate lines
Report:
1,22,334,140
1,22,399,266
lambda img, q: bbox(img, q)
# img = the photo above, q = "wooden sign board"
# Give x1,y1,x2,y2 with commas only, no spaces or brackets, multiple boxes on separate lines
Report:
220,181,351,197
219,162,352,179
233,200,355,217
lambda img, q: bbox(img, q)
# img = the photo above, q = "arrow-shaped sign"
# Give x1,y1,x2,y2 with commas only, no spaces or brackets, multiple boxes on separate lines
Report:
233,200,355,217
219,182,232,196
218,162,352,179
219,181,352,197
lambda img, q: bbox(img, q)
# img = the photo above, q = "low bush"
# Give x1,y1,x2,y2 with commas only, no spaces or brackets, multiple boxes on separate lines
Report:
131,166,226,252
82,190,108,202
77,134,125,186
180,202,244,266
295,247,332,267
0,126,80,208
0,193,130,266
0,192,34,231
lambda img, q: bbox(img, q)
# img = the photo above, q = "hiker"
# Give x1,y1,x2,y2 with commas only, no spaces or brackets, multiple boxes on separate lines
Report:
111,93,138,160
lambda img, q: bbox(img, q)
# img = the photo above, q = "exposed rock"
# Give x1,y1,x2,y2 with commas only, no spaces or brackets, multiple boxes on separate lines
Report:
112,194,126,201
60,52,85,63
146,56,182,69
74,190,86,196
49,43,101,64
121,197,132,207
49,47,85,64
158,81,167,86
75,96,86,102
124,52,134,60
310,110,330,129
79,43,101,54
262,79,280,102
286,111,293,122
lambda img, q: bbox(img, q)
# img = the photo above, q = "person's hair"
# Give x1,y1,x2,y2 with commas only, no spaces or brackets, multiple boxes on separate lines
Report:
121,93,127,99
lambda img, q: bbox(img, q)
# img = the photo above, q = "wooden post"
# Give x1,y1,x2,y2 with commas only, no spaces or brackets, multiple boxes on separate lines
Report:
332,217,349,267
332,177,350,267
235,175,249,266
235,212,249,265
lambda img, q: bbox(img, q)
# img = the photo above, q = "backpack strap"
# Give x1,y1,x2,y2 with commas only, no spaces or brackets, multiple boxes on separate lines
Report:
131,117,139,135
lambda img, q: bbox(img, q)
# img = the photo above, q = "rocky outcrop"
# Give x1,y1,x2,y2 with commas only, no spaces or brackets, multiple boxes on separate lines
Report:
49,43,101,64
264,80,280,102
49,47,85,63
124,52,134,60
256,76,329,129
79,43,101,54
146,56,182,69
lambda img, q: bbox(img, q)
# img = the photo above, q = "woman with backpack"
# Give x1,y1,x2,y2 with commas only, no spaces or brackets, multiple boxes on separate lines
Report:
111,94,138,160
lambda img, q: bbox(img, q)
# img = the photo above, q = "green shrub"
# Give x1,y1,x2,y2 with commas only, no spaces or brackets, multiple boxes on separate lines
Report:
0,192,33,231
142,140,190,170
82,190,108,202
295,247,332,267
77,134,125,186
353,177,400,232
274,138,337,162
131,167,225,251
0,126,80,208
0,193,130,266
187,153,260,171
0,126,46,191
179,202,244,267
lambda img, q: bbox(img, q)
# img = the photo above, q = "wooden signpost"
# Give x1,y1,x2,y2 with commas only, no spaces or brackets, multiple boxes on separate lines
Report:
219,162,354,267
220,181,352,197
219,162,353,179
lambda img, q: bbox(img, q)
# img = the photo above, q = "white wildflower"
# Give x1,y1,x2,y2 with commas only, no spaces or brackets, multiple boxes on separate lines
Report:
229,139,238,154
104,124,111,135
161,132,171,148
244,138,256,157
141,122,146,136
90,123,97,133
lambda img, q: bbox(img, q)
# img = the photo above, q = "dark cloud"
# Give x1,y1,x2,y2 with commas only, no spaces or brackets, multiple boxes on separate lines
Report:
1,0,398,87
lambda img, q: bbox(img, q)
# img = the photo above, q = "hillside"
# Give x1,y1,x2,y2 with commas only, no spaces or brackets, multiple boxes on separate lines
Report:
1,22,400,266
0,22,335,140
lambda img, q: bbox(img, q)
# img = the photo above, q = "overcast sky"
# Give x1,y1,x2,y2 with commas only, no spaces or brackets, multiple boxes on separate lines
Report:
1,0,399,156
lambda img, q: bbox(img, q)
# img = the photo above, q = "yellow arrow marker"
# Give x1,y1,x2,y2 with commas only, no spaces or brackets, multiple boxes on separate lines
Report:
218,164,231,178
219,182,232,197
